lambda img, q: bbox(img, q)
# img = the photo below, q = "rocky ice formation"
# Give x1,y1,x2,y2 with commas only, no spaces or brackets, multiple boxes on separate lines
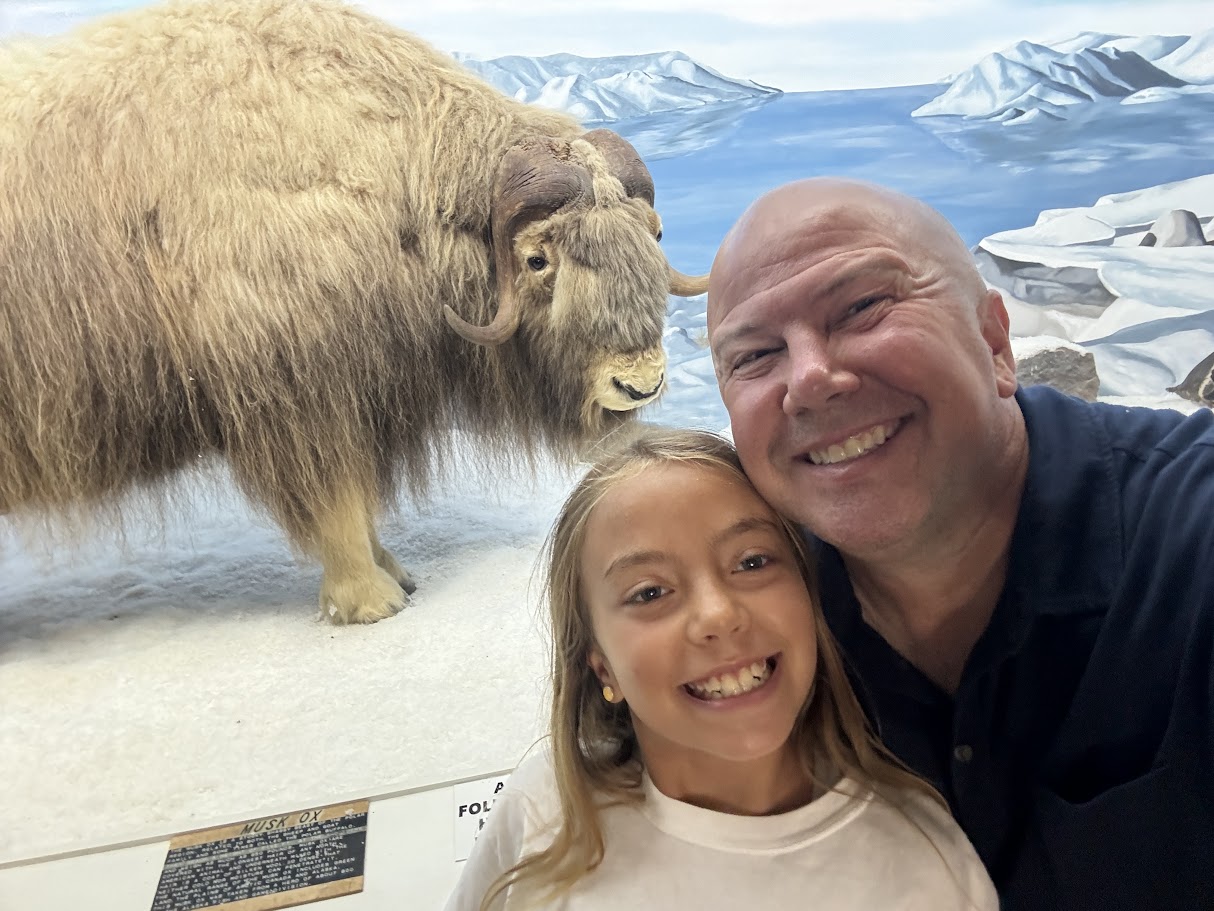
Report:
977,173,1214,403
1168,350,1214,405
1012,336,1101,401
1140,209,1209,247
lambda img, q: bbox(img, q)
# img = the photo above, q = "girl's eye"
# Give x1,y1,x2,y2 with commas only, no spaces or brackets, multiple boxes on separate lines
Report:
738,554,771,572
628,585,667,604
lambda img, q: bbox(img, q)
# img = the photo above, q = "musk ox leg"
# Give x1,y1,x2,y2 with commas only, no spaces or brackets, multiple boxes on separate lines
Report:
370,525,417,595
312,489,408,625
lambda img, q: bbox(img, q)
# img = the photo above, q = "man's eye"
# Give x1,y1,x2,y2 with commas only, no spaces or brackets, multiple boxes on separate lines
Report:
733,348,778,371
846,295,887,318
628,585,666,604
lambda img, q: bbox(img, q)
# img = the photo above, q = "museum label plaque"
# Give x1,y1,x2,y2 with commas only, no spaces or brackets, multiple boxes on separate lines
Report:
149,800,369,911
452,773,510,862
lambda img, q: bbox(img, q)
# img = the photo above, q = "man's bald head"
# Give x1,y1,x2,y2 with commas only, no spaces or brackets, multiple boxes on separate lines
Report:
703,175,1022,566
708,178,985,331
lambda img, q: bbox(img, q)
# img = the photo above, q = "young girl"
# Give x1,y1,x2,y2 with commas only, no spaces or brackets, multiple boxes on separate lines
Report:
445,427,997,910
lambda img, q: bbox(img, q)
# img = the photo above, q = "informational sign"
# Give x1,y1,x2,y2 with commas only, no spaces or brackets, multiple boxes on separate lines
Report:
148,800,369,911
452,773,510,862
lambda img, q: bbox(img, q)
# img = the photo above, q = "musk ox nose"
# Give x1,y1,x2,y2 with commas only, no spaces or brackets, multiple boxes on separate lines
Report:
613,375,663,401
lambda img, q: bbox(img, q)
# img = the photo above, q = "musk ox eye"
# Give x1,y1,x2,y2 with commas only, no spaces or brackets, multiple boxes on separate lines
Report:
655,230,663,242
526,255,548,271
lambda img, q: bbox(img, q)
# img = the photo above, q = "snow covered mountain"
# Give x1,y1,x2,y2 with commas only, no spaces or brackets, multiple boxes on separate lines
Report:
1042,29,1214,85
1156,30,1214,85
914,29,1214,123
454,50,780,122
1043,31,1190,62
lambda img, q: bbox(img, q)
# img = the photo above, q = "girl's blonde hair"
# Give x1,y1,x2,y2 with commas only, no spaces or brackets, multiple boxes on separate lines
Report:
481,425,943,910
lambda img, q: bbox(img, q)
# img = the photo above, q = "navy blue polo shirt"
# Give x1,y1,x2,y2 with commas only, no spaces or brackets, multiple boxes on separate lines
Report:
816,384,1214,910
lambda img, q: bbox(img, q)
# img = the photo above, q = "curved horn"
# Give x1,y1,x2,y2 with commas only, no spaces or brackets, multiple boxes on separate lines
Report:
582,130,707,297
668,265,710,297
444,143,591,346
581,128,655,205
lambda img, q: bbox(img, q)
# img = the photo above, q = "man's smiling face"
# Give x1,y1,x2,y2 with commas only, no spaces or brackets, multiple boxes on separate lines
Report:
707,178,1019,560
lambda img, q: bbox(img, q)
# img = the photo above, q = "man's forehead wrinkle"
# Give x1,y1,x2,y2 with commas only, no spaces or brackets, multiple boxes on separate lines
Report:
711,248,907,363
709,180,972,327
709,221,816,327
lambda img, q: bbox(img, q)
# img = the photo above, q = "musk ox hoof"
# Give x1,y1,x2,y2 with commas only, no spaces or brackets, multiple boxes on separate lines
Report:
319,567,408,625
374,548,418,595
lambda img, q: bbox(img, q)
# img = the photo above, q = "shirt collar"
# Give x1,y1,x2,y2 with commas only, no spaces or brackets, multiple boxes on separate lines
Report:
1004,384,1122,617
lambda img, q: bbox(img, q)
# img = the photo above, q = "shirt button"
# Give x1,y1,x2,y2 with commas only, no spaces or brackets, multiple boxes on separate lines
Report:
953,744,974,763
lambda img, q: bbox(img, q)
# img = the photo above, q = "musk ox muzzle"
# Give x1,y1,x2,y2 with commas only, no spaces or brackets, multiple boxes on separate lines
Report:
591,348,667,414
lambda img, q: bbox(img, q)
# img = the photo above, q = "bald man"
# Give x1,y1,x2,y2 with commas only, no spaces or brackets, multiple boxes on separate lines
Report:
707,178,1214,910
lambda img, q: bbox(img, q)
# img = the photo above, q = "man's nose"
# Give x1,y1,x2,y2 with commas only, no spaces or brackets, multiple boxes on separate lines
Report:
783,330,859,414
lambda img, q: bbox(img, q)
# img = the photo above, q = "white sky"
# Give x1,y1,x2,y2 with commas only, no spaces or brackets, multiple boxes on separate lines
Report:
3,0,1213,90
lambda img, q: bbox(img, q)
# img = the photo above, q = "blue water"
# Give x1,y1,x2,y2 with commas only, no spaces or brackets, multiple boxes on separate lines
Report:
621,85,1214,272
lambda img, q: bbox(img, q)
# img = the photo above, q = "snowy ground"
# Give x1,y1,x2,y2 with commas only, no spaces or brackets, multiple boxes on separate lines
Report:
0,456,583,862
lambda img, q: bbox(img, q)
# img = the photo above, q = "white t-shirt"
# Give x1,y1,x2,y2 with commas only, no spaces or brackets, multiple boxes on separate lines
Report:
444,750,998,911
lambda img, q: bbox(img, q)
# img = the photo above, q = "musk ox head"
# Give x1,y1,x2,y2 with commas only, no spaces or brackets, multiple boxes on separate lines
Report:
442,129,707,434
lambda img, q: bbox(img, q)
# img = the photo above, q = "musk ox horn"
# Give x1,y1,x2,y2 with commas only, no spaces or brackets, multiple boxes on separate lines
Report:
583,129,709,297
667,266,710,297
581,128,655,205
443,143,592,347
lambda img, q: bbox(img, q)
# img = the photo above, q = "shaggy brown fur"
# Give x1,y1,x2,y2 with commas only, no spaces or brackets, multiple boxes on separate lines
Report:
0,0,708,623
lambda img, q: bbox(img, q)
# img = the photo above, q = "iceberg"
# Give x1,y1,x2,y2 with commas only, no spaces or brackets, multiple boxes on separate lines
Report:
913,43,1186,121
1156,29,1214,85
1042,31,1190,63
914,29,1214,124
454,50,780,122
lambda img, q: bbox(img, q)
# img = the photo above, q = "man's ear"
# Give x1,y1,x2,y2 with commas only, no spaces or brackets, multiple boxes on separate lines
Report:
980,288,1018,398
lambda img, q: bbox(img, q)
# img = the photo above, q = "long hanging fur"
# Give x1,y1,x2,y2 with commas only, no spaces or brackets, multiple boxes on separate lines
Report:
0,0,684,621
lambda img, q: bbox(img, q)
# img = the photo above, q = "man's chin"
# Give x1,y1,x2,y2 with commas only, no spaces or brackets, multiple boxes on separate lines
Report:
792,498,921,555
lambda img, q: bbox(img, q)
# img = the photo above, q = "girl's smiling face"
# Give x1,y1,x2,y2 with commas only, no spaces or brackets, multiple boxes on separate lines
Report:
581,462,819,791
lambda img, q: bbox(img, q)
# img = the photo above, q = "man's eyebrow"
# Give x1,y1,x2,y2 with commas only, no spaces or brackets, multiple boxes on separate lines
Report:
711,255,906,356
818,255,905,298
710,321,765,357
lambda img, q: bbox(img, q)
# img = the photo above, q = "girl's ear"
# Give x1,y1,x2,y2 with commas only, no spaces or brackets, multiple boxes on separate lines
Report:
587,647,616,688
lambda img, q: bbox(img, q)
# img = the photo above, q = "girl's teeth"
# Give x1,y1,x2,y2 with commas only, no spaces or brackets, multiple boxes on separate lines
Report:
687,660,773,700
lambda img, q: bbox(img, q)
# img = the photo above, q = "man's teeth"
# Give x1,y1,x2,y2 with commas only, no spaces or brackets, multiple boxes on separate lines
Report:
808,420,897,466
686,660,772,700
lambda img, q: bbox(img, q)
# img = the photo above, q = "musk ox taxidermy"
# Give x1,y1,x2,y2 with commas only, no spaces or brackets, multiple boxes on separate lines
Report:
0,0,710,624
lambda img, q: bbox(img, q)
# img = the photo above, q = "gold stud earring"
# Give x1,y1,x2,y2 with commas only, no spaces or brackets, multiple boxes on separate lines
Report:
602,685,616,703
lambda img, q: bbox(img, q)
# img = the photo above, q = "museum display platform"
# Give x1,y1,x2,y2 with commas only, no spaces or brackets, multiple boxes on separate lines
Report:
1,463,569,911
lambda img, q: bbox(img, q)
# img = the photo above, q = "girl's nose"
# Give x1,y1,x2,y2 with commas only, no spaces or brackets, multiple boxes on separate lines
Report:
687,580,748,642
